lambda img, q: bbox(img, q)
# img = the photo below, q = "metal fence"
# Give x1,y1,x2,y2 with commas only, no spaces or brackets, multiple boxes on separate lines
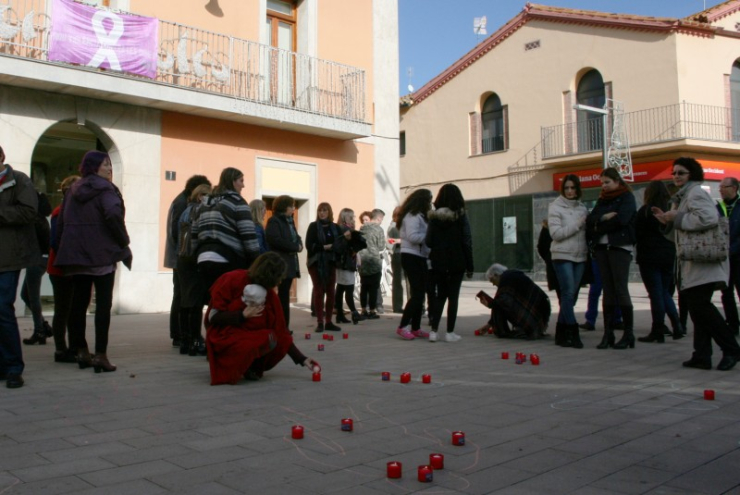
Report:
542,102,740,159
0,0,367,123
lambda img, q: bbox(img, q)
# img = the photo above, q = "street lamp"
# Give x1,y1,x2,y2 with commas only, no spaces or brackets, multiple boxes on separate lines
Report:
573,103,608,170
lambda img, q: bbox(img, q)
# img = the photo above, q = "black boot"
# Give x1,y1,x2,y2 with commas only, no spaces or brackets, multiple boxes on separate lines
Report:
336,314,351,324
614,305,635,349
555,322,571,347
597,305,615,349
637,323,665,343
668,314,685,340
351,311,363,324
23,332,46,345
569,324,584,349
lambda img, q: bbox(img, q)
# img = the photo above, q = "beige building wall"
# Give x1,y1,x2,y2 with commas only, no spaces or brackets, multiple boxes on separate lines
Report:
401,21,683,201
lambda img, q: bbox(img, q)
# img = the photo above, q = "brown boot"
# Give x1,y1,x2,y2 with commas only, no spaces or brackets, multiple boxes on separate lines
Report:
91,353,117,373
77,348,93,369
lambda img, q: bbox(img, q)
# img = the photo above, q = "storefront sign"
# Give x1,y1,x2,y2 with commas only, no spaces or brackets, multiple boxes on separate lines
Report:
552,159,740,190
49,0,158,79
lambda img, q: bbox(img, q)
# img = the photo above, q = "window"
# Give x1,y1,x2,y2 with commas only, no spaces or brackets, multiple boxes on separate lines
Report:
266,0,297,104
481,93,506,153
731,61,740,141
576,69,606,152
400,131,406,156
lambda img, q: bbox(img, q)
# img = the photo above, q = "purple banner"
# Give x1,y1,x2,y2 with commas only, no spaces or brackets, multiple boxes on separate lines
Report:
49,0,158,79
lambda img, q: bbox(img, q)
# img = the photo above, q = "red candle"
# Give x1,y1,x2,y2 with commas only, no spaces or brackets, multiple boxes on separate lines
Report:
381,371,390,381
305,333,311,339
429,453,444,469
343,333,349,339
328,335,334,341
386,461,402,479
291,425,304,439
452,431,465,446
704,389,715,400
417,465,433,482
322,334,329,340
312,372,321,382
531,354,540,365
487,328,494,334
474,329,481,336
341,418,353,432
501,351,509,359
317,344,324,351
422,374,431,384
400,372,411,384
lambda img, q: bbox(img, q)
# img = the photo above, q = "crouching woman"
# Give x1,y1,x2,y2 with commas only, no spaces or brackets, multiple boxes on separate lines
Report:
205,252,319,385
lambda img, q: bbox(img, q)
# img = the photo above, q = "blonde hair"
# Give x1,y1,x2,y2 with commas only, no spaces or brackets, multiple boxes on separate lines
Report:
250,199,266,227
189,183,211,203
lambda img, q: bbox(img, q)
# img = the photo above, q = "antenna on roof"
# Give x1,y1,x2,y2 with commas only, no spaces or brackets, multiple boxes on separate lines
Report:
474,16,487,42
406,67,414,93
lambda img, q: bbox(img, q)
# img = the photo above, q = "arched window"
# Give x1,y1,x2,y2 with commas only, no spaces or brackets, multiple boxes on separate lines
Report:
731,61,740,141
481,93,505,153
576,69,605,152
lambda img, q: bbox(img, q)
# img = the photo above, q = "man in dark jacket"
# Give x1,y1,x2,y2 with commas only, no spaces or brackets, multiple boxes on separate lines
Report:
718,177,740,335
164,175,211,346
0,147,38,389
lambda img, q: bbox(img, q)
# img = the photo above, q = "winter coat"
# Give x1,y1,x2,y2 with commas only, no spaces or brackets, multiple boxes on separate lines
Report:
663,181,728,291
635,205,675,267
265,213,302,279
548,195,588,263
399,212,430,258
55,173,132,269
425,207,474,273
336,226,366,272
536,225,559,292
717,194,740,257
0,165,38,272
586,190,637,248
358,222,386,275
164,190,188,269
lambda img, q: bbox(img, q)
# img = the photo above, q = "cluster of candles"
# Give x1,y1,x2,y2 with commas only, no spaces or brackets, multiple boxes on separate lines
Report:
306,333,349,340
291,424,465,483
381,372,432,384
474,327,494,336
501,351,540,365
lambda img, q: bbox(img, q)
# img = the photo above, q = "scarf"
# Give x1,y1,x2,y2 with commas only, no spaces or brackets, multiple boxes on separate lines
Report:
599,183,630,201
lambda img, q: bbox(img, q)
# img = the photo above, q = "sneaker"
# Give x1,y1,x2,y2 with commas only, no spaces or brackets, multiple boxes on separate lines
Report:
411,329,429,338
396,327,415,340
445,332,462,343
429,331,438,343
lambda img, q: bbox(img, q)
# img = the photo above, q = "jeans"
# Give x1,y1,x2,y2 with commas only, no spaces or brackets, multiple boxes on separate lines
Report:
0,270,24,374
68,272,115,354
308,265,337,324
638,262,680,330
20,261,47,333
720,255,740,333
682,283,740,361
552,260,585,325
400,254,428,330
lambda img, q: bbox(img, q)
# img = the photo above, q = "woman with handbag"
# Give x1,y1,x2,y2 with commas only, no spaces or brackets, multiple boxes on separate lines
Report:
653,157,740,371
586,167,637,350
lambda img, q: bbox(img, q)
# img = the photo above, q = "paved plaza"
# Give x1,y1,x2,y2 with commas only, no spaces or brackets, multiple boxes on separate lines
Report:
2,282,740,494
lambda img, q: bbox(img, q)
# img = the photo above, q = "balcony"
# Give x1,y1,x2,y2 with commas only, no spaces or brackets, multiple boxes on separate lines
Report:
0,0,369,139
541,102,740,159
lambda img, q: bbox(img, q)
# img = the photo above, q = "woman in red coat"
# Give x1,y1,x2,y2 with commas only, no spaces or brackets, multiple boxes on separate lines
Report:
205,252,320,385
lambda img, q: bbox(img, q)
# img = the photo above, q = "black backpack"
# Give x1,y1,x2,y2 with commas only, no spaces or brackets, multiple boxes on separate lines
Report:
177,203,202,261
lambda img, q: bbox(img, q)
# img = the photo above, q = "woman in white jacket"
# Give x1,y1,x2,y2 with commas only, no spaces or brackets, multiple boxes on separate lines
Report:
396,189,433,340
548,174,588,348
653,157,740,371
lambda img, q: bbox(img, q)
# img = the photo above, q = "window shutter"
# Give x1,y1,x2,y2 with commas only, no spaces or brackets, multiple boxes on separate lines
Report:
470,112,481,155
502,105,509,150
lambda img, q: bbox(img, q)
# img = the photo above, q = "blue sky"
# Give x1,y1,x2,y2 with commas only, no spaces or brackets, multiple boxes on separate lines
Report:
399,0,722,95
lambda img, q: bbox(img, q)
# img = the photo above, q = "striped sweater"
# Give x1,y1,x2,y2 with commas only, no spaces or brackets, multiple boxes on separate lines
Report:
192,191,260,268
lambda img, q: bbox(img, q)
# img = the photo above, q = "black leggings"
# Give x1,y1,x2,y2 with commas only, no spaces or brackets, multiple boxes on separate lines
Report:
400,254,428,330
335,284,358,314
430,269,464,333
360,273,381,311
68,272,115,354
278,276,294,328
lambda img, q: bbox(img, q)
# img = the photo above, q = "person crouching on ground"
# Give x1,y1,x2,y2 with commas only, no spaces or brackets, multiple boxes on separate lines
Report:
205,252,320,385
476,263,551,340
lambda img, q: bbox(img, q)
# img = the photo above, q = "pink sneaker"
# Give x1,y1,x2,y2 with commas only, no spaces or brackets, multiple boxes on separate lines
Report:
411,329,430,338
396,327,415,340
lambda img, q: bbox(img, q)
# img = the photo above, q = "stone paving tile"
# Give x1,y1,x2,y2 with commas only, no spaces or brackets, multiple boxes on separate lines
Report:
5,283,740,494
73,478,167,495
10,457,115,483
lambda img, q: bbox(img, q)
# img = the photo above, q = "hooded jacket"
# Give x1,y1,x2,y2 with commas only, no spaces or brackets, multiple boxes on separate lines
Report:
548,195,588,263
358,222,386,275
425,207,474,273
0,165,38,272
399,212,430,258
55,173,132,268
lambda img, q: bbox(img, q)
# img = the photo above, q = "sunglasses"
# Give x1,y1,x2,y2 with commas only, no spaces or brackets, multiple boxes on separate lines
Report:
671,171,689,176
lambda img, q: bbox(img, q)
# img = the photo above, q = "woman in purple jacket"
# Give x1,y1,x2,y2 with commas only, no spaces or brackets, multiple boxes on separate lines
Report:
55,151,132,373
